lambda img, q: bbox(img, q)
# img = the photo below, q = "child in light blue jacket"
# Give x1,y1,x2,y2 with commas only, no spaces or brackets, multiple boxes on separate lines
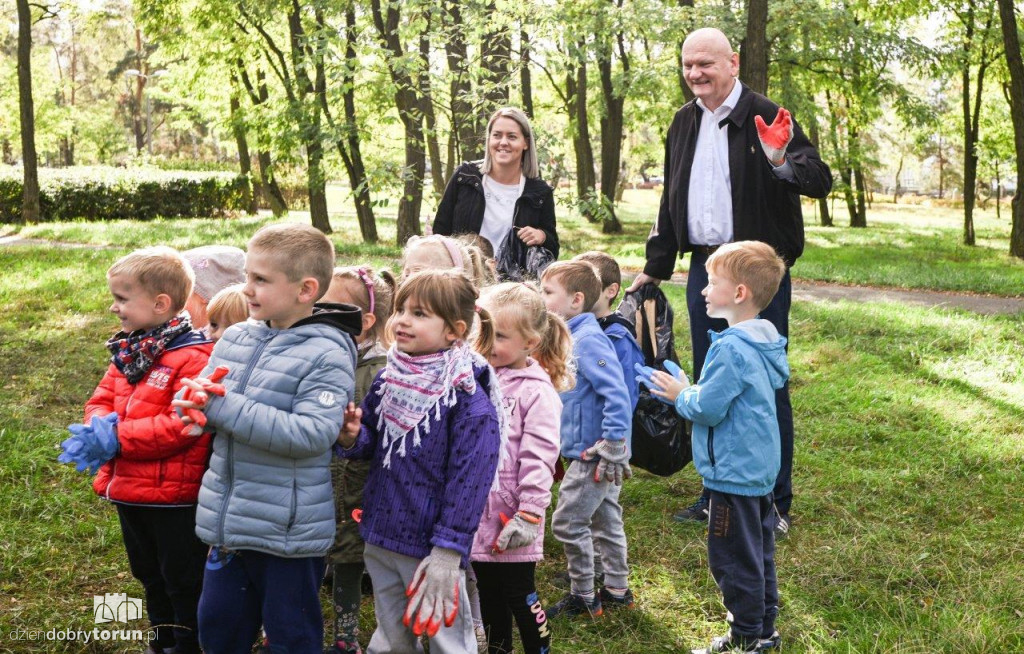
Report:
540,261,634,621
643,241,790,654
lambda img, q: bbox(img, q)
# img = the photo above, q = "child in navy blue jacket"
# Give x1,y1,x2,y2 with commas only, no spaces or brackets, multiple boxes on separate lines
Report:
541,261,634,620
336,270,504,654
643,241,790,653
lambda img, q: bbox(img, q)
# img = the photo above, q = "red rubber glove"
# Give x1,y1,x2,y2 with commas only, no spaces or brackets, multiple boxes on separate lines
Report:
179,366,229,435
754,107,794,166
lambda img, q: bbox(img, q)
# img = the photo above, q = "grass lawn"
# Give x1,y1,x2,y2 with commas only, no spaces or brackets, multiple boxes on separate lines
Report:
1,235,1022,652
4,187,1024,297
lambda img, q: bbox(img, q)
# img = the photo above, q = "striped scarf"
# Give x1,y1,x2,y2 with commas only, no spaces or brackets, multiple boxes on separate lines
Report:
376,342,508,479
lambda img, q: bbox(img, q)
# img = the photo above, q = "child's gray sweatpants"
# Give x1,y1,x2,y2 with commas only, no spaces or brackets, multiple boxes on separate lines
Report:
363,543,475,654
551,459,629,594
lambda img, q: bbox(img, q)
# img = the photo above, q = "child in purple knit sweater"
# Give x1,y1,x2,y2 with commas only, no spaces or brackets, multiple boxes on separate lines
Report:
336,269,505,654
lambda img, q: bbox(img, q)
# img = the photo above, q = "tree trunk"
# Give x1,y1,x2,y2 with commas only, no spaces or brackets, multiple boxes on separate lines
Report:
893,154,903,204
229,85,258,215
597,12,625,234
419,21,445,197
480,3,511,131
444,1,477,162
520,28,534,119
807,117,832,226
677,0,695,103
567,43,597,221
372,0,425,244
997,0,1024,257
852,163,867,227
340,6,376,242
257,151,288,216
740,0,768,95
306,140,332,234
16,0,40,224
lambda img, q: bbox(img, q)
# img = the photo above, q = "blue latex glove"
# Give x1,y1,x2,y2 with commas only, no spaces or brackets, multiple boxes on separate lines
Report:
634,361,685,406
59,413,119,475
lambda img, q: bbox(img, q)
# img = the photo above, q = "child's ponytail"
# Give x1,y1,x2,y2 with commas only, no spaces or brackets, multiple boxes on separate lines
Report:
473,305,496,357
534,311,575,392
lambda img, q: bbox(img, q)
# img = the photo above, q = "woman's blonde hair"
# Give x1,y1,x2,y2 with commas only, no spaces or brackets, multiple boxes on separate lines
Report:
388,270,494,355
480,107,540,179
330,266,397,347
478,282,575,392
402,235,493,289
207,283,248,330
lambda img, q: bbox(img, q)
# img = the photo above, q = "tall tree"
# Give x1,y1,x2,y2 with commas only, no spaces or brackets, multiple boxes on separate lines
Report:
996,0,1024,257
740,0,768,95
16,0,39,223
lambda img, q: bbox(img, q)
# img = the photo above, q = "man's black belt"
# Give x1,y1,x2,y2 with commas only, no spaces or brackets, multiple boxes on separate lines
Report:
692,244,723,256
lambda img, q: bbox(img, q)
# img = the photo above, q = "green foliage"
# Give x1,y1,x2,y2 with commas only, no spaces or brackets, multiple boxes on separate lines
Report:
0,166,249,222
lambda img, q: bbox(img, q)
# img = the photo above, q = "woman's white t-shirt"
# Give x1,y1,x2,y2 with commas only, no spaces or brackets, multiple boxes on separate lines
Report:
480,174,525,254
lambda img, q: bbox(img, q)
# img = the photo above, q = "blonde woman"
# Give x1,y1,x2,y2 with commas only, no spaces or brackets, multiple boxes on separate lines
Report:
432,107,558,279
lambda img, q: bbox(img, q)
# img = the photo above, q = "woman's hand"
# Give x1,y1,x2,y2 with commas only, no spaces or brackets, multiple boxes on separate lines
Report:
337,402,361,448
516,226,546,247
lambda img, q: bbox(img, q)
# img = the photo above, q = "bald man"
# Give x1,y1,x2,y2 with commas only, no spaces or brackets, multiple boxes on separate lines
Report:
631,28,831,536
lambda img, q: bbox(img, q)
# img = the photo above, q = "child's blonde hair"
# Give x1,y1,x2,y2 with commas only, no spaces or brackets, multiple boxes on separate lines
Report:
207,284,249,331
329,266,397,347
706,241,786,311
402,235,493,288
480,282,575,392
107,246,194,312
248,222,335,300
541,260,603,313
388,269,495,355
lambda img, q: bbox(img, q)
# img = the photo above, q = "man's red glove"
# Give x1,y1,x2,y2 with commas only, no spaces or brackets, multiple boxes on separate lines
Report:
754,107,794,166
179,366,229,436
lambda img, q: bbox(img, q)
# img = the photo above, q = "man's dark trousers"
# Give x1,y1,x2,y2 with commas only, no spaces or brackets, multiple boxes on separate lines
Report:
686,248,794,515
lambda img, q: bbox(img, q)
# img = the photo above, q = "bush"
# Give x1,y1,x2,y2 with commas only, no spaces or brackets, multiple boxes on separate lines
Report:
0,166,250,223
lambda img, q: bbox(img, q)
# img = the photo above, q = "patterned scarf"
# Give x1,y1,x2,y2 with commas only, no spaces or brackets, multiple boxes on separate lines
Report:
376,341,508,480
106,313,193,384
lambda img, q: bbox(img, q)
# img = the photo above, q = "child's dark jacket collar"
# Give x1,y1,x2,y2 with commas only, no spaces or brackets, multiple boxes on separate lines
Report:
289,302,363,338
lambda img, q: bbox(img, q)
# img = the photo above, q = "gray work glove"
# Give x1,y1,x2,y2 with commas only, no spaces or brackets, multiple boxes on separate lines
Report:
403,546,462,637
493,511,541,553
581,438,633,485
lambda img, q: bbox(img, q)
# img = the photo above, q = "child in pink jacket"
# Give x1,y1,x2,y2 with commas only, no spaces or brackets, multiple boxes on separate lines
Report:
471,282,574,654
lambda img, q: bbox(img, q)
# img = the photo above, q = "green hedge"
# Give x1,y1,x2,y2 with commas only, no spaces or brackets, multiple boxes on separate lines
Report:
0,166,250,223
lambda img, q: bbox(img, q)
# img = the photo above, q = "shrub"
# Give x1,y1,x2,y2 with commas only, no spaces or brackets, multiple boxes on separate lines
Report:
0,166,250,223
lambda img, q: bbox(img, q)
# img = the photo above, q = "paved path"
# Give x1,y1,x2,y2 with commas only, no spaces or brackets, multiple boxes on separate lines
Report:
622,271,1024,316
3,235,1021,315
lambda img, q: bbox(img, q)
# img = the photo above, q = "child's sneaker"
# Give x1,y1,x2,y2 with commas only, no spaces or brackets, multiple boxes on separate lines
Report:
690,631,762,653
673,494,709,523
759,631,781,650
598,586,635,610
546,592,603,620
325,640,362,654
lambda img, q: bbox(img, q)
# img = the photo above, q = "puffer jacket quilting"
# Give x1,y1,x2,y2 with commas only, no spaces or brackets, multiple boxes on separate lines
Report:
193,312,358,557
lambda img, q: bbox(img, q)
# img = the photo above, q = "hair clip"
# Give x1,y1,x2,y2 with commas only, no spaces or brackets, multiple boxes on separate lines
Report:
355,267,376,315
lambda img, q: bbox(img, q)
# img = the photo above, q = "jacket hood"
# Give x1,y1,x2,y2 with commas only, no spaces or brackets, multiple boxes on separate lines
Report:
712,319,789,389
293,302,363,337
495,358,550,385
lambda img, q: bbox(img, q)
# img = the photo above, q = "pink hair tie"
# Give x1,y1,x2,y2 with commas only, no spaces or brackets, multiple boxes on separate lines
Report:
438,237,465,272
355,268,376,315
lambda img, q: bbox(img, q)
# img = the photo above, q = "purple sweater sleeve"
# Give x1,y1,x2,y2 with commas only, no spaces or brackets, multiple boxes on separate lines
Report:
431,392,501,556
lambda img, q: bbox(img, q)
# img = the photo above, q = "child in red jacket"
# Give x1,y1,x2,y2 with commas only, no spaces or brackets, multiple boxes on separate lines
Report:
83,246,213,654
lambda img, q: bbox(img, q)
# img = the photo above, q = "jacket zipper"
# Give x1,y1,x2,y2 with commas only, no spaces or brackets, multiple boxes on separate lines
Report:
707,426,716,467
217,336,270,544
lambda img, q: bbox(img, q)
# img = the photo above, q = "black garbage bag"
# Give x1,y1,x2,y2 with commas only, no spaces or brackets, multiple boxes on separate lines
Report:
615,283,691,477
496,227,556,282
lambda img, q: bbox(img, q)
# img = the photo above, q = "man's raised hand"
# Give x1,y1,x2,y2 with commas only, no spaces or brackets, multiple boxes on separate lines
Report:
754,107,794,166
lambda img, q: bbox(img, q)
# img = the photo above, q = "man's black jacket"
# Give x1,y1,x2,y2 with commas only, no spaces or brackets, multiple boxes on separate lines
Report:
644,83,832,275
